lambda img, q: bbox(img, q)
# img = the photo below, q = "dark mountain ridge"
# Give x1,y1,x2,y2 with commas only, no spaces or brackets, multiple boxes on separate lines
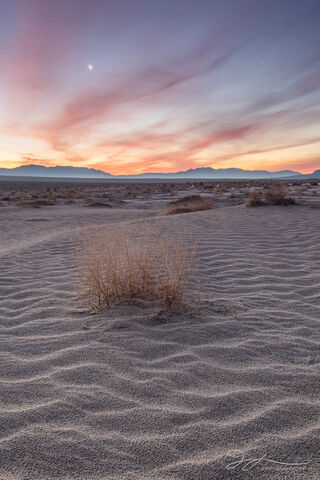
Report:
0,164,112,178
0,164,319,179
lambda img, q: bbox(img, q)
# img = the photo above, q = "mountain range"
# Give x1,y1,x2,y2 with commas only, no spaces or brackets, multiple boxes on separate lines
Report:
0,165,113,178
0,164,319,179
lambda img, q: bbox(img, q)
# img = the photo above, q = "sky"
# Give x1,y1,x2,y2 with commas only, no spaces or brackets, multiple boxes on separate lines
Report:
0,0,319,175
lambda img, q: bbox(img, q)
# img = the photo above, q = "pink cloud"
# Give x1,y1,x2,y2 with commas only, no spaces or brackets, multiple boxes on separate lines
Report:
35,47,241,152
93,122,255,174
4,0,107,114
29,0,262,154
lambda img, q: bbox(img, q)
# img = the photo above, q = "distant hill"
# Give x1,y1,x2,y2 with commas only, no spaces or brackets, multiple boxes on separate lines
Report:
310,169,320,178
121,167,303,179
0,163,318,179
0,164,111,178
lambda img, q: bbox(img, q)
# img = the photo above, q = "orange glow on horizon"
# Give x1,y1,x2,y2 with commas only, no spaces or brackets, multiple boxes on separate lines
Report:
0,150,318,176
0,1,318,178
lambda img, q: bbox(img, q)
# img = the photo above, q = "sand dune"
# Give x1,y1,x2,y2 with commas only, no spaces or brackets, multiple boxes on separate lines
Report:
0,199,320,479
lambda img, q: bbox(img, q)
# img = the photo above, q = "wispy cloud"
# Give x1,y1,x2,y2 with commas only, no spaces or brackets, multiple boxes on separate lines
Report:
34,43,248,154
0,0,319,173
3,0,107,115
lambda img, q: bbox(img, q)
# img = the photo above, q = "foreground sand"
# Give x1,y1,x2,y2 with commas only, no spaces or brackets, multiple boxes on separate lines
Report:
0,199,320,479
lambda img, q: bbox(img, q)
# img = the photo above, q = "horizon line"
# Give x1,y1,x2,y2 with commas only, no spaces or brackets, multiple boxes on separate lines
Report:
1,163,319,176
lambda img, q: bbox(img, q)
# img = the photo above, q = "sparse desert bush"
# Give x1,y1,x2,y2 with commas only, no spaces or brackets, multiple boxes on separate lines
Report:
246,189,263,207
215,184,228,194
65,189,76,199
264,185,295,205
297,186,305,198
125,189,137,198
247,185,295,207
77,227,195,311
42,192,57,203
85,199,114,208
14,198,56,208
166,195,213,214
85,198,125,208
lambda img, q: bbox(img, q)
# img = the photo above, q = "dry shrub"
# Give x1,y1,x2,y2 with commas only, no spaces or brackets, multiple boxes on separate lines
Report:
14,198,56,208
246,189,263,207
125,189,137,198
77,227,195,311
66,189,76,198
264,184,295,205
166,195,213,214
215,184,228,194
85,199,114,208
247,185,296,207
297,186,305,198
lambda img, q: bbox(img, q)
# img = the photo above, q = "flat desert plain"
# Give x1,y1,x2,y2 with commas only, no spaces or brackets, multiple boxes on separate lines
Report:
0,179,320,479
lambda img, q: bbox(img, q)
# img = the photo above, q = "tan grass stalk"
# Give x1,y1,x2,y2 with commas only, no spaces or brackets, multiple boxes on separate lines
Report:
76,226,195,311
166,195,213,215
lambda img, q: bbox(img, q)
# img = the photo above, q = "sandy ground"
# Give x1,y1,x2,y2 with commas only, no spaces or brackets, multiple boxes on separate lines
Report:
0,195,320,479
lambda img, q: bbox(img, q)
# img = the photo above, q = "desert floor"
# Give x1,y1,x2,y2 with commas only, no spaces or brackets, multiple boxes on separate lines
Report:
0,181,320,479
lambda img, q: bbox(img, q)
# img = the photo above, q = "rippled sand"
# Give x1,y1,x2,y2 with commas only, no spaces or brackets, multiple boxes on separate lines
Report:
0,199,320,479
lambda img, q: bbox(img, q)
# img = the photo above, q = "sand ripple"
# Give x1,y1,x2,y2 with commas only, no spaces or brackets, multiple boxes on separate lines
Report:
0,205,320,479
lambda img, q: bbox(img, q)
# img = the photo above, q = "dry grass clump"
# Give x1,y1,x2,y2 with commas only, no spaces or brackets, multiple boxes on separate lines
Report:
14,198,56,208
166,195,213,215
247,185,295,207
85,199,114,208
246,189,263,207
264,184,295,205
125,189,137,198
215,184,228,194
77,227,195,311
0,194,12,201
84,198,125,208
65,189,77,199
